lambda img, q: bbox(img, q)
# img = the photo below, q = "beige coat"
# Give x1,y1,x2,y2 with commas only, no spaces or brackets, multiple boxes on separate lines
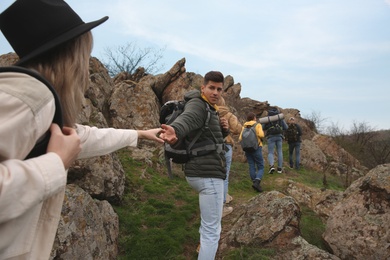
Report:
218,106,242,146
0,72,139,259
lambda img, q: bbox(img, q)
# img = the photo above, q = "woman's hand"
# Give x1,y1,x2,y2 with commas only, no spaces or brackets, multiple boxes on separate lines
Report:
137,128,164,144
47,124,81,169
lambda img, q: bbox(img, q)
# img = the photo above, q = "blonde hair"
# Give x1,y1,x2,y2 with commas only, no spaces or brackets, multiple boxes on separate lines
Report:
24,32,93,127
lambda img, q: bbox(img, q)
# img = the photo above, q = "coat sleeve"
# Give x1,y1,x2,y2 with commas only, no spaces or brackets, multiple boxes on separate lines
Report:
238,125,244,142
227,112,243,135
256,123,265,146
296,124,303,136
76,124,138,159
0,153,66,223
282,120,288,130
170,98,207,140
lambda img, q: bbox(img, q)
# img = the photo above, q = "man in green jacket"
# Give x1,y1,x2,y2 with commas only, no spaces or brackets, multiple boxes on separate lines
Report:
160,71,229,259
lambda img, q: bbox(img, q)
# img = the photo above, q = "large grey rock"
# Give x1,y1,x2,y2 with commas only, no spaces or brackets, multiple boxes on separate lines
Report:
323,164,390,260
50,184,119,260
219,191,301,252
285,179,343,221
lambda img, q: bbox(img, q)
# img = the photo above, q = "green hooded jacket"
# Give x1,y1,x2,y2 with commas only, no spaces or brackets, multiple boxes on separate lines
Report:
170,90,227,179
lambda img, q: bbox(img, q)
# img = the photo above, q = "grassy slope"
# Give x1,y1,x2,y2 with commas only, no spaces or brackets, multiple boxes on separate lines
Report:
114,145,346,259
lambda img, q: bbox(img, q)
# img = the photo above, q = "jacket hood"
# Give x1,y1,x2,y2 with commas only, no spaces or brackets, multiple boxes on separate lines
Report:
184,89,201,100
218,106,229,117
243,120,257,127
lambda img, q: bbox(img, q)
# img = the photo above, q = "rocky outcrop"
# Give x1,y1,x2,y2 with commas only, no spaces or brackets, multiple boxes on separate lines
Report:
219,191,301,250
50,184,119,260
218,191,338,259
323,164,390,260
300,134,367,183
284,179,344,221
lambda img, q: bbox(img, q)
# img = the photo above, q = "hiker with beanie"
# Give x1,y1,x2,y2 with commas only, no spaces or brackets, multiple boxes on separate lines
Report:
160,71,229,259
262,107,288,174
0,1,164,259
239,112,265,192
217,96,242,216
285,117,302,169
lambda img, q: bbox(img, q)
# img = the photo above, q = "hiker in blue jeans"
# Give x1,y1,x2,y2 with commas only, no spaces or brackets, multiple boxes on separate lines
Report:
263,107,288,173
267,135,284,173
160,71,229,259
239,112,265,192
245,146,265,191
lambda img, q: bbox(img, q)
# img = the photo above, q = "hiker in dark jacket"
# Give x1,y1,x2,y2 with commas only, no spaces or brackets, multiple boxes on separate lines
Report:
286,117,302,169
160,71,229,259
263,107,288,174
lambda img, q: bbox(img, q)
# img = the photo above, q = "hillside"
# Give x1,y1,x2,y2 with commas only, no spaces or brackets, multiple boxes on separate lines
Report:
114,149,341,259
1,53,389,259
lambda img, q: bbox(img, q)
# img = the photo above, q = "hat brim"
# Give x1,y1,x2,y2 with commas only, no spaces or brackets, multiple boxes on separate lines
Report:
16,16,108,65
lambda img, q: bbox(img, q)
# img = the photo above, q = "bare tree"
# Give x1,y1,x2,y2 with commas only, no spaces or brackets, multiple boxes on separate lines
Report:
103,42,166,77
325,121,345,137
349,120,376,147
366,139,390,168
304,110,328,134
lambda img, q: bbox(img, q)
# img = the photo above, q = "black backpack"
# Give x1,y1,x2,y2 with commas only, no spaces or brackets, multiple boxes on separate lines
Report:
0,66,63,159
159,98,219,178
267,107,280,116
265,107,283,136
240,123,259,152
285,123,299,143
266,121,283,136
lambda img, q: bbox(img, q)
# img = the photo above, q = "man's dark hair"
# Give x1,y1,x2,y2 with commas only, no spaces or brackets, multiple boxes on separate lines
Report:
204,71,224,85
246,112,256,121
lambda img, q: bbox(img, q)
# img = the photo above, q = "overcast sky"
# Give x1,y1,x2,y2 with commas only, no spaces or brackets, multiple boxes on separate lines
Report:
1,0,390,131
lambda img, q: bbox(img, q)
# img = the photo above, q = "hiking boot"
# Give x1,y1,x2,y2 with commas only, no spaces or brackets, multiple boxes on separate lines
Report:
268,166,275,174
226,194,233,204
252,179,263,192
277,167,282,173
222,206,233,218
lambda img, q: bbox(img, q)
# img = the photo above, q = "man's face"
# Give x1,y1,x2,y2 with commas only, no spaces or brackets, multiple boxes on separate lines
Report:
201,81,223,105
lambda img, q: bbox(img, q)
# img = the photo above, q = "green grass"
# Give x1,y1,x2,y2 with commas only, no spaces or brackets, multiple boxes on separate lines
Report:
114,147,345,259
300,206,327,250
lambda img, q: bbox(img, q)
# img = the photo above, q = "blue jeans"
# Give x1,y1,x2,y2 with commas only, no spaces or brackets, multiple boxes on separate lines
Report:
267,135,283,168
224,144,233,203
245,146,264,181
288,142,301,169
186,177,224,260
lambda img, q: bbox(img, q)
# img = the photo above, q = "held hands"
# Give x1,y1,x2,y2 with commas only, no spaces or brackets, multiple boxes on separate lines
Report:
137,128,164,144
159,124,179,145
47,123,81,169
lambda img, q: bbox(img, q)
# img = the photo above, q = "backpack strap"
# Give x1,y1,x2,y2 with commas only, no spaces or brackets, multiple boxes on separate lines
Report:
0,66,63,159
185,102,213,153
188,102,225,156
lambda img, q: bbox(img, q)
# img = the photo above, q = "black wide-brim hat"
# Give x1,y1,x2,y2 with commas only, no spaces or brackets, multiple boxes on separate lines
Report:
0,0,108,65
